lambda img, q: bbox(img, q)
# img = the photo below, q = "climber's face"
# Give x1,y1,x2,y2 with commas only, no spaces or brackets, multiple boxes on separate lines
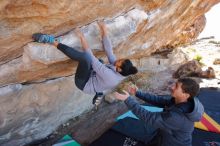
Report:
115,59,125,72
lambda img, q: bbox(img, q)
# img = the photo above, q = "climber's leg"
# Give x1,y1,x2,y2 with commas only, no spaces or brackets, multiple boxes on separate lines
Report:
56,43,92,90
32,33,92,90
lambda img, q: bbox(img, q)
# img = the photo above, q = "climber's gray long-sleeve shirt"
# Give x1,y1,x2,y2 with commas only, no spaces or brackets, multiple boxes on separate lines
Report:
83,36,125,94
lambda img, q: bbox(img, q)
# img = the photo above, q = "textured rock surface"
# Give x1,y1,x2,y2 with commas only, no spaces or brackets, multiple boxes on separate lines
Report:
0,0,220,145
0,0,137,64
0,76,92,146
1,0,219,86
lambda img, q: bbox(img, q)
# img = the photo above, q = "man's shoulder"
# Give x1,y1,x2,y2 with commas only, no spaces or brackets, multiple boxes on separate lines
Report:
161,109,187,123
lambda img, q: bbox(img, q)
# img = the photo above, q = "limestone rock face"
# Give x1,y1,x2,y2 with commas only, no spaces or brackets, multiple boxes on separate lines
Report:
0,0,220,145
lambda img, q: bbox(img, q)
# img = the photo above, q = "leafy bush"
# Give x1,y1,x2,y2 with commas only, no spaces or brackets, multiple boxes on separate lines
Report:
194,54,202,62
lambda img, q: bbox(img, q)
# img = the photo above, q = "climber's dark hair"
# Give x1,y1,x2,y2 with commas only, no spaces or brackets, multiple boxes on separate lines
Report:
119,59,138,76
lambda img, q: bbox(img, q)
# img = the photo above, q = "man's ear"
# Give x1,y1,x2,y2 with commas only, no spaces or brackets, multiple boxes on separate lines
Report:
184,92,190,99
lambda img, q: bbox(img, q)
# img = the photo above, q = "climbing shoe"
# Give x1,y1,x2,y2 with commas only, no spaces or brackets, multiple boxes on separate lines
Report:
32,33,55,44
92,92,104,109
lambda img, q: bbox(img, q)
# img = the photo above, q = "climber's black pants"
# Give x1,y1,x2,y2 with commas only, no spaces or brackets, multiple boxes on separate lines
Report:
57,43,92,90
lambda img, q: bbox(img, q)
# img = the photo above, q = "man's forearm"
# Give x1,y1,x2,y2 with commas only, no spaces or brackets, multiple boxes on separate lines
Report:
135,90,172,107
103,36,116,64
124,96,156,125
100,29,107,38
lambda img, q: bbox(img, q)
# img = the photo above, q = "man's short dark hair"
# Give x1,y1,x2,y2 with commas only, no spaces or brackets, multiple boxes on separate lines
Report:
120,59,138,76
178,78,200,98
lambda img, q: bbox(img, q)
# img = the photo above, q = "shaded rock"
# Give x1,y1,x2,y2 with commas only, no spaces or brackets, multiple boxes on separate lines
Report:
213,58,220,65
173,60,216,79
199,67,216,78
173,60,202,78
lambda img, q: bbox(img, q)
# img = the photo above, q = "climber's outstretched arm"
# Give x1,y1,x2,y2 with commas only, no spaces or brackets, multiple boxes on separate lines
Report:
98,21,108,38
98,21,116,65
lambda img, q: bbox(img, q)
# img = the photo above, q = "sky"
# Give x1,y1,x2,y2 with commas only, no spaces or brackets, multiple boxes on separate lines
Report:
198,3,220,40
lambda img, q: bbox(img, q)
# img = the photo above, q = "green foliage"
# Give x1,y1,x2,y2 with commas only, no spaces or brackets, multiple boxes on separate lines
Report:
193,54,202,62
